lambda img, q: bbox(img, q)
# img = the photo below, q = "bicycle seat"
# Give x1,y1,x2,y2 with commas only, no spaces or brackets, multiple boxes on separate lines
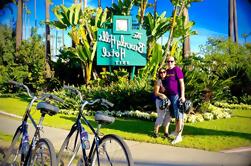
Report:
94,111,115,125
36,102,59,116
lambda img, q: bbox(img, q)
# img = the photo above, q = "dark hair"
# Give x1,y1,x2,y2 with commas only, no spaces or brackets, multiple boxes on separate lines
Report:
157,68,166,79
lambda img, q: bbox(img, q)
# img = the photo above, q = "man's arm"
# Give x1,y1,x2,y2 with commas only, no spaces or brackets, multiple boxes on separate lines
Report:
179,78,185,102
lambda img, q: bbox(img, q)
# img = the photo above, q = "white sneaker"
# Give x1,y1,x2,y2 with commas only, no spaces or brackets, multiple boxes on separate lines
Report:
169,131,178,138
171,135,182,144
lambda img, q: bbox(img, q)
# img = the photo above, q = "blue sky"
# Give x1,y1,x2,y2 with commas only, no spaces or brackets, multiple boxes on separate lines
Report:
0,0,251,54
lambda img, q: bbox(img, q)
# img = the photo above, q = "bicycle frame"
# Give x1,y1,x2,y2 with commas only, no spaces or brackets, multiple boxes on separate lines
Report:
8,81,62,165
63,86,114,166
67,103,102,166
15,96,48,165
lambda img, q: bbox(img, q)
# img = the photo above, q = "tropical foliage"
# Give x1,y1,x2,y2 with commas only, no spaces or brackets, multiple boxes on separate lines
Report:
52,4,110,84
0,25,46,91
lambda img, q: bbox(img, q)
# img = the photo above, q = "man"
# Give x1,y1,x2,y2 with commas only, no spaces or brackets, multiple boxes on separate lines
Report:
164,56,185,144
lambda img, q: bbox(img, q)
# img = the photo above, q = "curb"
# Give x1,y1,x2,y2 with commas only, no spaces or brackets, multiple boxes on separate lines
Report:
221,146,251,153
0,110,22,119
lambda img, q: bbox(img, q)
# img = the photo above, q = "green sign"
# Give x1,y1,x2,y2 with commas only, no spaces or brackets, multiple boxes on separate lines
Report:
97,28,147,66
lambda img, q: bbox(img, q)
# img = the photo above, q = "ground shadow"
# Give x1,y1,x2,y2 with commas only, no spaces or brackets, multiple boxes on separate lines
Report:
59,114,251,141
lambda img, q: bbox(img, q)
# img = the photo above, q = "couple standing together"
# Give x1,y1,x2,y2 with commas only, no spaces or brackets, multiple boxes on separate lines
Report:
153,56,185,144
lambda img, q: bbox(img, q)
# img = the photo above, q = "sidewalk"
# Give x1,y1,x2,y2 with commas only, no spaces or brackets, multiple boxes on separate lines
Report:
0,111,250,166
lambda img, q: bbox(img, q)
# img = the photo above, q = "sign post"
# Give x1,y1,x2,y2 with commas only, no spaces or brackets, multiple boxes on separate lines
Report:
97,16,147,79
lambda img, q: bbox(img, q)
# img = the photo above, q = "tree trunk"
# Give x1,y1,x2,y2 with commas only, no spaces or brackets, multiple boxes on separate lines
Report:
183,7,190,58
154,0,157,22
34,0,37,27
233,0,238,43
84,0,87,8
228,0,234,41
98,0,101,7
45,0,52,78
62,0,65,46
160,7,177,68
23,4,26,40
16,0,23,50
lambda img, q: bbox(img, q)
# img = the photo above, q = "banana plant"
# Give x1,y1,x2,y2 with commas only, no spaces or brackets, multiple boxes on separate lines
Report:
143,12,170,59
160,0,200,68
109,0,135,16
52,4,109,84
138,43,163,80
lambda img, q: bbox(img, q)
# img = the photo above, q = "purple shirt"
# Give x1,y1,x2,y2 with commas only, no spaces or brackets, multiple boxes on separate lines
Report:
163,66,184,95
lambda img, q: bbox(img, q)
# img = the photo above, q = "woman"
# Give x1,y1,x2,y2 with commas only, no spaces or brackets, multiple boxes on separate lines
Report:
153,68,171,138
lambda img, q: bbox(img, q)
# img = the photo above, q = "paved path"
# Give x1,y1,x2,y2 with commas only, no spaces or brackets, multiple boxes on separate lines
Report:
0,111,250,166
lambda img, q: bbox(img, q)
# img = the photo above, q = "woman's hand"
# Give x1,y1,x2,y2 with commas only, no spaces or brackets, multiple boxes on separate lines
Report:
159,94,167,100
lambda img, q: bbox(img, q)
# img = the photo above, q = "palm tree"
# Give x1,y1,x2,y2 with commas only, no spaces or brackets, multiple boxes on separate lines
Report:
183,7,190,58
34,0,37,27
45,0,52,78
84,0,87,8
153,0,157,21
233,0,238,43
241,33,251,44
16,0,23,49
0,0,15,16
62,0,64,46
98,0,101,7
228,0,238,43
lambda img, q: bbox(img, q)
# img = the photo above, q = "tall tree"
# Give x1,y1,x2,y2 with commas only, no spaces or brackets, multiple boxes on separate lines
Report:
183,7,190,58
45,0,52,78
0,0,15,15
83,0,87,8
34,0,37,27
228,0,238,43
98,0,101,7
62,0,64,45
153,0,157,21
233,0,238,43
16,0,23,49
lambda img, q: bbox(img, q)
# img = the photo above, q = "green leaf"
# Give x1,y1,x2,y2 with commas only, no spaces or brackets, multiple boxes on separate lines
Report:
74,4,82,25
53,21,67,29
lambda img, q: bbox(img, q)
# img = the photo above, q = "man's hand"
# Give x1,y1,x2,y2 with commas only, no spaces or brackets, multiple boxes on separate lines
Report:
180,96,185,103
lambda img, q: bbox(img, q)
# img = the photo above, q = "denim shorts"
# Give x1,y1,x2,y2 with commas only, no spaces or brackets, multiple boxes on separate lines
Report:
169,94,184,120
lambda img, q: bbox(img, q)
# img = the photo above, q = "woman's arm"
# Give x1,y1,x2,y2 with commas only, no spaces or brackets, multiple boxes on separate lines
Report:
154,80,167,99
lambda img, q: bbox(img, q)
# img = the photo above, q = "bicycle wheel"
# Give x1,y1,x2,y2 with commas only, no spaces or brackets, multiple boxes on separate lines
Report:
2,128,23,165
57,128,81,166
90,134,134,166
28,138,57,166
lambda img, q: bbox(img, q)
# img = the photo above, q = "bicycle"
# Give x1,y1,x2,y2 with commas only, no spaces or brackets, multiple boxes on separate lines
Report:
57,86,134,166
1,81,64,166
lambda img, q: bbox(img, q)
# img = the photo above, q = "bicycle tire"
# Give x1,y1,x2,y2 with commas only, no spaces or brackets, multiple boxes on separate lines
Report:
90,134,134,166
28,138,57,166
2,128,23,165
57,127,81,166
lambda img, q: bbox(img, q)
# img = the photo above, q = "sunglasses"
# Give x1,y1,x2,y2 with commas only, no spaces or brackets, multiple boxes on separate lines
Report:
167,60,174,63
159,71,166,74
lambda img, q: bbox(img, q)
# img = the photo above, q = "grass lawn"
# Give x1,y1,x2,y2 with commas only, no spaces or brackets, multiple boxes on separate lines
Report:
0,97,251,152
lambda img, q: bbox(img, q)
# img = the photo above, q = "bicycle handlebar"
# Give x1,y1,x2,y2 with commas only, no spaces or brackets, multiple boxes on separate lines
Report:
9,80,64,103
9,80,33,97
41,94,64,103
63,85,83,101
100,98,114,107
63,85,114,108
